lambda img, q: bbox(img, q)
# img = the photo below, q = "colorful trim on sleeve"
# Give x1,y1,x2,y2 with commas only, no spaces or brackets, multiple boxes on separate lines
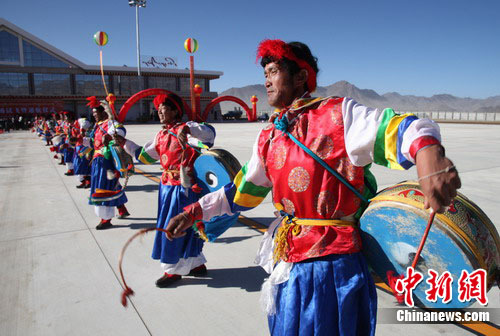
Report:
136,147,157,164
409,136,441,159
232,163,272,210
374,108,420,170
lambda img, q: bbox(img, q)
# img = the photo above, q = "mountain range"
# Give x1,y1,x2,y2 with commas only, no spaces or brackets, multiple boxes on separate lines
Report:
218,81,500,114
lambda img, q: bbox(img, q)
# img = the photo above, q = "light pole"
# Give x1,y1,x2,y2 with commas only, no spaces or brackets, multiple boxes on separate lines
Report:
128,0,146,118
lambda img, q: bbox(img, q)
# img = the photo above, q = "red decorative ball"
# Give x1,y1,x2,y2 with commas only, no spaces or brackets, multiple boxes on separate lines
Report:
194,84,203,95
251,95,258,103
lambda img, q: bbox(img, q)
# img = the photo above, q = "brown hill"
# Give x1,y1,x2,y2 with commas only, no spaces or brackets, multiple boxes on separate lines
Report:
218,81,500,116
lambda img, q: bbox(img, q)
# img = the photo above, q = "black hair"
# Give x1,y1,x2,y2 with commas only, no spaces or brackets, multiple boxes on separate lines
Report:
93,105,105,113
260,41,319,91
162,94,184,120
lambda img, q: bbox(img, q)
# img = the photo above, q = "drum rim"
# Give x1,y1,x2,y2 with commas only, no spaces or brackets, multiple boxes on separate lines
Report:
200,148,241,179
375,181,500,255
364,200,484,270
368,195,488,271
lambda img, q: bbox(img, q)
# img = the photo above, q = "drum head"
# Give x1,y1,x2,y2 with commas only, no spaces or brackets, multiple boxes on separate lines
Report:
360,181,499,308
194,148,242,197
194,148,242,242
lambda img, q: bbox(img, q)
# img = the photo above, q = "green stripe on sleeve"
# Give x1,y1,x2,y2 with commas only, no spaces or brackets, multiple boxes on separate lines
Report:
373,108,396,168
138,148,157,164
236,163,272,198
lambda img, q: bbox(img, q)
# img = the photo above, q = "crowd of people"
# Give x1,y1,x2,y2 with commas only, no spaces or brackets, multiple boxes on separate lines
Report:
26,39,462,336
0,115,33,132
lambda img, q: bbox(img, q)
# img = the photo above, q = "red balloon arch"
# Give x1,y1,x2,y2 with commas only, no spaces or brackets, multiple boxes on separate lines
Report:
117,88,257,123
202,95,256,122
117,88,195,123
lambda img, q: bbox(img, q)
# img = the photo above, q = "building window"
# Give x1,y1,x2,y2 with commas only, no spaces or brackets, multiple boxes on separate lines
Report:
0,72,29,95
34,74,71,95
22,40,69,68
179,77,205,92
114,76,141,96
0,30,20,63
75,74,109,96
147,76,176,91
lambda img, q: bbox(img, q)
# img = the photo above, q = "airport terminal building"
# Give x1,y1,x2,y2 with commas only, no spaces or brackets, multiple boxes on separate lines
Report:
0,18,223,121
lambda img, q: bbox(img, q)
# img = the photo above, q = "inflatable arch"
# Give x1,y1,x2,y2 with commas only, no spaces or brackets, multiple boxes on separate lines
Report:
202,96,257,122
117,88,195,123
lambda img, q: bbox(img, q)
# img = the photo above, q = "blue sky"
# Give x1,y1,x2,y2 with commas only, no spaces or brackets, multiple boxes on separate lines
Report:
3,0,499,98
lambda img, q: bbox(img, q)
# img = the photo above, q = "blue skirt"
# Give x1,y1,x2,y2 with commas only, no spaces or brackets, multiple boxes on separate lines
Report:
89,156,127,206
63,147,74,163
151,183,204,264
73,145,91,175
268,253,377,336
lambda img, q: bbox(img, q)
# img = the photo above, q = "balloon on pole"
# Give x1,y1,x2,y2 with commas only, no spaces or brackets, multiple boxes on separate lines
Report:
184,38,198,53
184,38,199,120
93,31,109,47
93,31,111,103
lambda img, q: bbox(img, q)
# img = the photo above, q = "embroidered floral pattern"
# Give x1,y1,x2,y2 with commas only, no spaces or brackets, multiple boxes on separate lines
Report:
310,135,334,160
271,143,287,170
281,197,296,214
288,167,310,192
314,190,335,217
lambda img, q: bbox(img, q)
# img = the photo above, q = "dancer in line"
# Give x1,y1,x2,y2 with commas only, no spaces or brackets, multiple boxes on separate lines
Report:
73,117,92,189
114,93,216,287
61,112,75,176
85,96,129,230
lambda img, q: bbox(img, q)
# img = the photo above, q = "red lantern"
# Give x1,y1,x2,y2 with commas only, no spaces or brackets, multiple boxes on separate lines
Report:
194,84,203,95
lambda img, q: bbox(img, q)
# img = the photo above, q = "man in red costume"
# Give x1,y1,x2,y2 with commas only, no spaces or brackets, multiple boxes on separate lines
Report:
165,40,461,335
115,93,216,287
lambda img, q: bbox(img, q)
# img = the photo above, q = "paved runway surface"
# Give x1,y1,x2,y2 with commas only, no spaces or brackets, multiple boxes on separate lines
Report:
0,121,498,335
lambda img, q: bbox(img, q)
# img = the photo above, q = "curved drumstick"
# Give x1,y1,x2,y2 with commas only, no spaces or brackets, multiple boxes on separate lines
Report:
118,228,173,307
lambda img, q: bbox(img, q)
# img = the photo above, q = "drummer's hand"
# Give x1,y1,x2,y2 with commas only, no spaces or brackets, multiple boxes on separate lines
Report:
113,134,126,146
177,126,190,150
165,212,194,240
416,144,461,213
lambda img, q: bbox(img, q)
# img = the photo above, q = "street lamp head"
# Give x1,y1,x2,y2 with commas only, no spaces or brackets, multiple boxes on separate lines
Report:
128,0,146,7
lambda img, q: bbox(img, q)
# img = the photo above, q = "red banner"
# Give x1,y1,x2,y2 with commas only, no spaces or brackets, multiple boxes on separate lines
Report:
0,101,64,116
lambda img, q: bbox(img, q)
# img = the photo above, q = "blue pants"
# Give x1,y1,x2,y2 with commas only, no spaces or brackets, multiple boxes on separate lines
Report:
268,253,377,336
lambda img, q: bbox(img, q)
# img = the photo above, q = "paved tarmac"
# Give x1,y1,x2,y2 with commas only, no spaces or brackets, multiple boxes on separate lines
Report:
0,121,498,335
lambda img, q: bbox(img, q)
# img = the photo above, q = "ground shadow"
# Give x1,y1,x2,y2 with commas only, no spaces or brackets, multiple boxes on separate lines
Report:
0,165,21,168
120,217,157,221
98,222,156,230
213,235,261,244
124,184,158,192
163,266,268,292
136,170,162,177
242,217,274,228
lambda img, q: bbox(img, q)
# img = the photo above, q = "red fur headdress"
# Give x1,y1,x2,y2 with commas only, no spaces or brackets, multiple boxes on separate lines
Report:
256,39,317,92
86,96,101,108
153,94,183,117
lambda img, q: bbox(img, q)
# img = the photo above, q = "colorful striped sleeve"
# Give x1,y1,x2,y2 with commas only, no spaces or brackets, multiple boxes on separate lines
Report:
197,130,273,221
186,121,216,149
343,98,441,169
107,120,126,138
123,135,160,165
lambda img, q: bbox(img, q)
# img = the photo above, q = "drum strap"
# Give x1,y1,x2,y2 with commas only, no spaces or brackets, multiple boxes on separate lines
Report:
273,115,370,204
273,210,356,263
167,130,202,154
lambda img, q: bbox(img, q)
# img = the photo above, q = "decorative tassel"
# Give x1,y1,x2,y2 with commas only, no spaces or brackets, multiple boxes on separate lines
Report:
121,286,135,307
194,221,209,242
273,220,291,264
386,270,405,304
